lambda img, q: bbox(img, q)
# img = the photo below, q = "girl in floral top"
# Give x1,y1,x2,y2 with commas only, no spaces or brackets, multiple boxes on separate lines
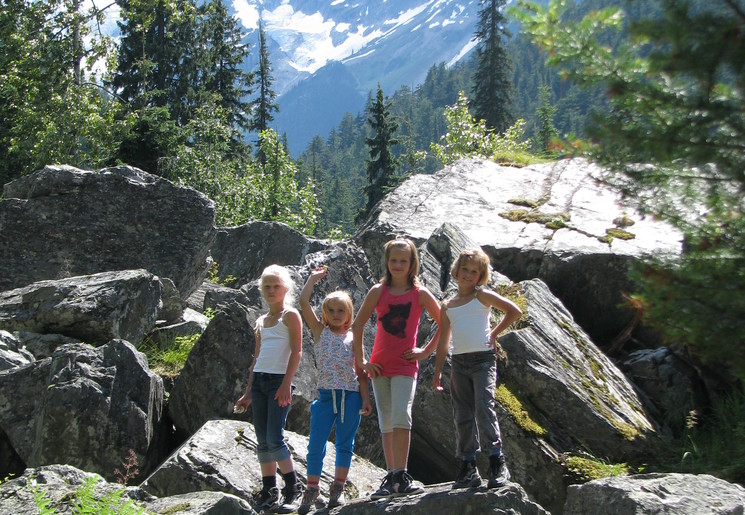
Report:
298,266,372,513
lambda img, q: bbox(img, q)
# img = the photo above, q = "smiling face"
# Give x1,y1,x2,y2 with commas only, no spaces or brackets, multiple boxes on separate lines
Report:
382,238,419,287
456,259,483,288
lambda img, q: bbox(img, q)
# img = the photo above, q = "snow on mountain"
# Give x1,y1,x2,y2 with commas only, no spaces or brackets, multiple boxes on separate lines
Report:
234,0,482,154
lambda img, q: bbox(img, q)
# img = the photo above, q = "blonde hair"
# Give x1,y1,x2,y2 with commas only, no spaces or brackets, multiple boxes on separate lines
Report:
321,291,354,331
381,237,420,287
260,264,296,305
450,249,490,286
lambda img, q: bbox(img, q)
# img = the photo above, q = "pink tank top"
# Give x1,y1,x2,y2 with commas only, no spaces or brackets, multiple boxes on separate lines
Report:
370,284,422,377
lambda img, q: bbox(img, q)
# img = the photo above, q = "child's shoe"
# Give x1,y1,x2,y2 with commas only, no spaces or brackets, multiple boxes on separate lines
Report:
453,459,481,488
297,486,324,515
370,472,393,500
276,481,305,514
390,470,424,496
487,454,511,488
328,481,346,508
253,486,280,512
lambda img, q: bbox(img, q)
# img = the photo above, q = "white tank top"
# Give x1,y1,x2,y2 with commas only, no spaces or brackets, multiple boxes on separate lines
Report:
254,312,292,374
448,297,491,355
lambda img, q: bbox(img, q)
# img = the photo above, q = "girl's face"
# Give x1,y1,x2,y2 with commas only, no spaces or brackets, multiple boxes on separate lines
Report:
324,299,350,330
387,246,412,281
456,260,482,288
261,274,288,304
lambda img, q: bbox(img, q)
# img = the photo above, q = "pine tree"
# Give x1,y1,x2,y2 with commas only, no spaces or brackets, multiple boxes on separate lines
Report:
535,84,558,153
197,0,253,135
517,0,745,383
471,0,513,133
250,20,279,135
358,85,400,223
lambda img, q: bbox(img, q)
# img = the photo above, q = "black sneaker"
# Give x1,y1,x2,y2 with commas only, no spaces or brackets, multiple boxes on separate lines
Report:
487,454,511,488
370,472,393,500
390,470,424,497
453,459,481,488
253,486,280,512
276,481,305,514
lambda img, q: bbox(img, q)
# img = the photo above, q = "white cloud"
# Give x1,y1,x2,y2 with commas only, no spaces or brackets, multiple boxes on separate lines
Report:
234,0,260,30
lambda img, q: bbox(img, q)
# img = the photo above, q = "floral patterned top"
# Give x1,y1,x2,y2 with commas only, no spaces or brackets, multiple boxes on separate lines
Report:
316,327,359,391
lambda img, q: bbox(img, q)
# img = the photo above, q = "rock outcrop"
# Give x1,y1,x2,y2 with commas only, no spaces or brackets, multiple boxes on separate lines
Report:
564,473,745,514
0,339,166,481
0,269,162,347
355,158,683,346
0,160,738,515
0,164,216,300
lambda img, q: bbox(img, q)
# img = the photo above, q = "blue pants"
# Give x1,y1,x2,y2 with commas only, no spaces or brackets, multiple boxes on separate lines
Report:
251,372,292,463
306,389,362,476
451,351,503,459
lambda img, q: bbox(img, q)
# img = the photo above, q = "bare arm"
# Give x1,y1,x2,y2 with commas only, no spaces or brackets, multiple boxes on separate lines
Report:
236,321,262,410
477,289,523,350
351,284,383,378
433,305,451,392
403,287,442,361
300,268,326,342
276,309,303,407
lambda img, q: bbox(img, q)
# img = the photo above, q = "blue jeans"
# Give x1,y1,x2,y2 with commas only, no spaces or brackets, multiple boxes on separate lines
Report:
306,389,363,476
251,372,292,463
451,351,503,458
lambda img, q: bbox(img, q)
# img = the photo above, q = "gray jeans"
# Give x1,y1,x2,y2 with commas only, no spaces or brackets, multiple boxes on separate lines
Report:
450,351,502,458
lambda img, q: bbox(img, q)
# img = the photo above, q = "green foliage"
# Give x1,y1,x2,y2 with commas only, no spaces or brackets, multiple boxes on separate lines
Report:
676,390,745,483
252,129,318,234
0,0,125,184
516,0,745,384
250,20,278,136
431,91,531,165
359,85,401,222
565,454,630,482
30,476,146,515
471,0,514,133
535,84,559,153
140,333,199,378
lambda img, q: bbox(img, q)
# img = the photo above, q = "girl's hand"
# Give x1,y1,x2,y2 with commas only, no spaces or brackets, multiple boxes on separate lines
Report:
275,383,293,407
310,266,327,280
235,393,252,411
433,371,444,392
362,361,383,378
360,399,373,416
402,347,428,362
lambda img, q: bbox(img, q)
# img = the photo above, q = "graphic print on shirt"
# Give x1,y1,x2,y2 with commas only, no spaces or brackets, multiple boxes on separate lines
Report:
380,301,411,338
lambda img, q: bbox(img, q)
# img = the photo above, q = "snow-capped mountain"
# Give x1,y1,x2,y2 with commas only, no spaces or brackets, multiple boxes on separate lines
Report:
95,0,483,154
236,0,482,154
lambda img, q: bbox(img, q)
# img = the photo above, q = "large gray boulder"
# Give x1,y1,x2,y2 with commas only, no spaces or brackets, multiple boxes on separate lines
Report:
0,339,166,481
498,279,659,461
0,269,162,347
0,165,216,300
167,300,263,437
355,158,682,345
564,473,745,514
141,419,386,506
210,221,329,286
0,464,256,515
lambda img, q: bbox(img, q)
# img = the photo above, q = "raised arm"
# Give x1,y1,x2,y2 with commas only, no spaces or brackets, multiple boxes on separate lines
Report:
299,267,327,342
351,284,383,378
